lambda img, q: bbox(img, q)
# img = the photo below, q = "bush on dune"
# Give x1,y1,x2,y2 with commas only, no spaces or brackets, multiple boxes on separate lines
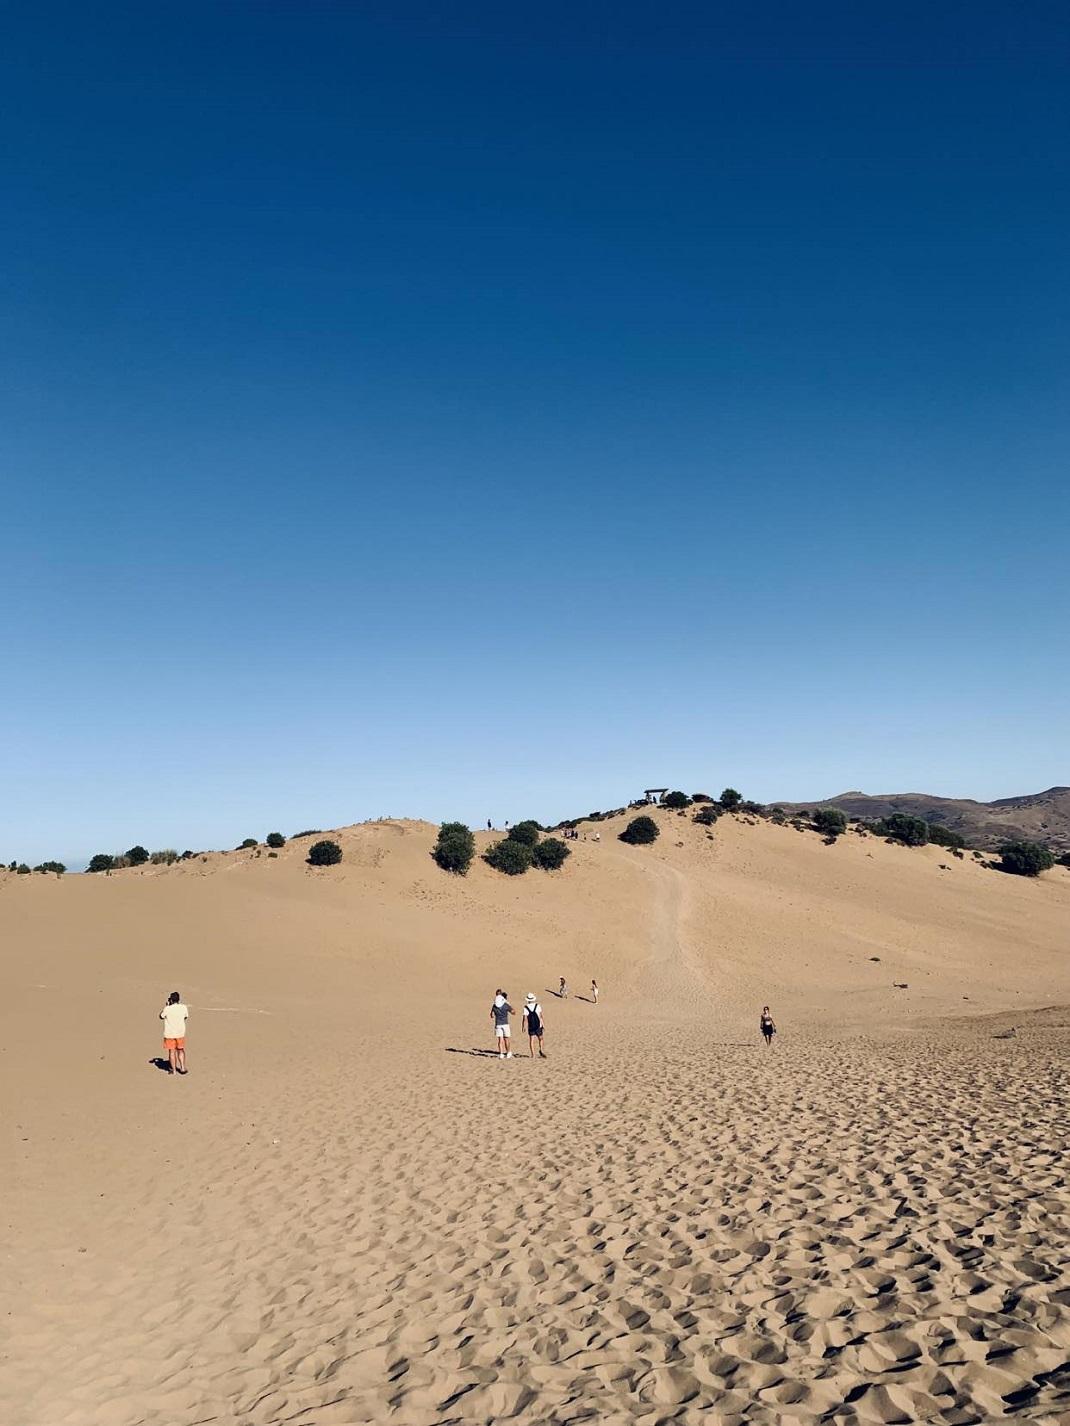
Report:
812,807,848,839
507,820,541,848
661,791,692,809
719,788,742,811
266,832,286,848
34,861,66,874
484,838,533,875
926,823,967,850
998,841,1054,877
432,822,476,874
619,815,659,846
877,813,929,848
16,863,32,874
307,839,343,867
125,845,149,866
237,838,258,850
692,806,720,826
149,849,178,865
87,853,116,873
532,837,570,871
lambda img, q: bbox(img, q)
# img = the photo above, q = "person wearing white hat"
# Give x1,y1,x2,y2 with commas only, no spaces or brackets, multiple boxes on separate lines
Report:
523,993,546,1058
491,989,514,1058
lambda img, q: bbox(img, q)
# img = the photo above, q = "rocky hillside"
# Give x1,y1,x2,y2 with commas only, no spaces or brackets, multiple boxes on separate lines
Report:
780,786,1070,852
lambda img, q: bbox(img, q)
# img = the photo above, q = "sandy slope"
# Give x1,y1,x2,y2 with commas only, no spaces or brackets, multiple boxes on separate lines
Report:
3,810,1069,1424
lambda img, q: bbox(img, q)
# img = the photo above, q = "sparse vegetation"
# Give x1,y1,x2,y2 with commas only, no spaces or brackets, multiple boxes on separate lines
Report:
126,845,149,867
34,861,66,874
484,838,533,875
532,837,570,871
926,823,967,850
691,792,713,802
812,807,848,839
877,813,929,848
506,820,541,848
619,815,659,846
87,853,116,873
292,829,322,839
432,822,476,875
998,841,1055,877
266,832,286,849
149,850,179,865
692,806,721,827
17,863,31,875
741,800,765,815
307,839,343,867
770,806,787,824
238,838,258,850
719,788,742,811
662,791,692,809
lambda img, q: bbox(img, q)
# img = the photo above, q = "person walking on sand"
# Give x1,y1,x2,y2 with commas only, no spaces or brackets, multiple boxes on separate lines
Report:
591,978,599,1004
491,989,514,1059
759,1005,776,1047
160,991,189,1075
523,993,546,1058
559,976,568,999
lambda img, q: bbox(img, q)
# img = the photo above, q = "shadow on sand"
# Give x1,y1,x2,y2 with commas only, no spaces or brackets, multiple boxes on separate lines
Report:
445,1047,503,1058
149,1057,173,1073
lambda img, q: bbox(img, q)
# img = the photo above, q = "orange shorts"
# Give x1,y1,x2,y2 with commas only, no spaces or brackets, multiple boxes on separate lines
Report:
163,1037,186,1050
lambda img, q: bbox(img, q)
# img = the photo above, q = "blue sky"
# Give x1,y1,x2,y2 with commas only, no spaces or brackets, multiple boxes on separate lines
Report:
2,2,1067,866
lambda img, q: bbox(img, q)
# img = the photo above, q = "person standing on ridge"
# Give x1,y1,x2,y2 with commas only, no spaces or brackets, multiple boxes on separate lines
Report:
160,991,189,1075
591,979,599,1004
491,989,514,1058
559,976,568,999
523,993,546,1057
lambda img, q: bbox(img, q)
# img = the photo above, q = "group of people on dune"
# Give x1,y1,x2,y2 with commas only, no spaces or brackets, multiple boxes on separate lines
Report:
489,983,776,1060
489,979,597,1059
157,984,776,1075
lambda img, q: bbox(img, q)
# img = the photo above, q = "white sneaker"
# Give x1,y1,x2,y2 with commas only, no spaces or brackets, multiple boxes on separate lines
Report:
499,1052,505,1059
506,1051,513,1059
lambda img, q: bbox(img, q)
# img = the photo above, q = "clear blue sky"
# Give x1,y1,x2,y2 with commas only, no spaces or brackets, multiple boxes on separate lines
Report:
3,3,1067,867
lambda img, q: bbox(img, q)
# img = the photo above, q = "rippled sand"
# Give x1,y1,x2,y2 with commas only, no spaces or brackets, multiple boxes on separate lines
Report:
5,814,1069,1423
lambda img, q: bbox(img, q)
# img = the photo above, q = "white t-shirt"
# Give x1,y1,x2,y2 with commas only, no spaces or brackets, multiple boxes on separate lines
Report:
160,1002,189,1037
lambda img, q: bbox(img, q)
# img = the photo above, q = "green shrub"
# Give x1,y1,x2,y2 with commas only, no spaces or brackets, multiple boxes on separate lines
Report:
268,851,278,858
292,829,322,839
1058,851,1070,868
149,849,178,865
532,838,570,871
770,806,787,824
812,807,848,838
877,813,929,847
484,838,533,875
7,861,15,871
34,861,66,874
307,839,343,867
662,791,692,809
125,845,149,866
238,838,258,850
693,806,720,826
998,841,1054,877
16,863,31,875
507,820,541,848
719,788,742,811
266,832,286,849
432,822,476,874
691,792,713,802
87,853,116,873
619,815,659,846
927,823,966,850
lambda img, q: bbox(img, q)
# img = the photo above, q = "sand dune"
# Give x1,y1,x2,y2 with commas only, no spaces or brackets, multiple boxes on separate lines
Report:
4,809,1069,1423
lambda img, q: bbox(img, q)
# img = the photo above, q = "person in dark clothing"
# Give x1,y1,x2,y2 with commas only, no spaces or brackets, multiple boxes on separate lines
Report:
759,1005,776,1046
523,993,546,1058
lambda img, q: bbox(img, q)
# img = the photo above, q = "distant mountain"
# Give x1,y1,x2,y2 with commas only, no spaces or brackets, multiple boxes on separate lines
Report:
778,787,1070,852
